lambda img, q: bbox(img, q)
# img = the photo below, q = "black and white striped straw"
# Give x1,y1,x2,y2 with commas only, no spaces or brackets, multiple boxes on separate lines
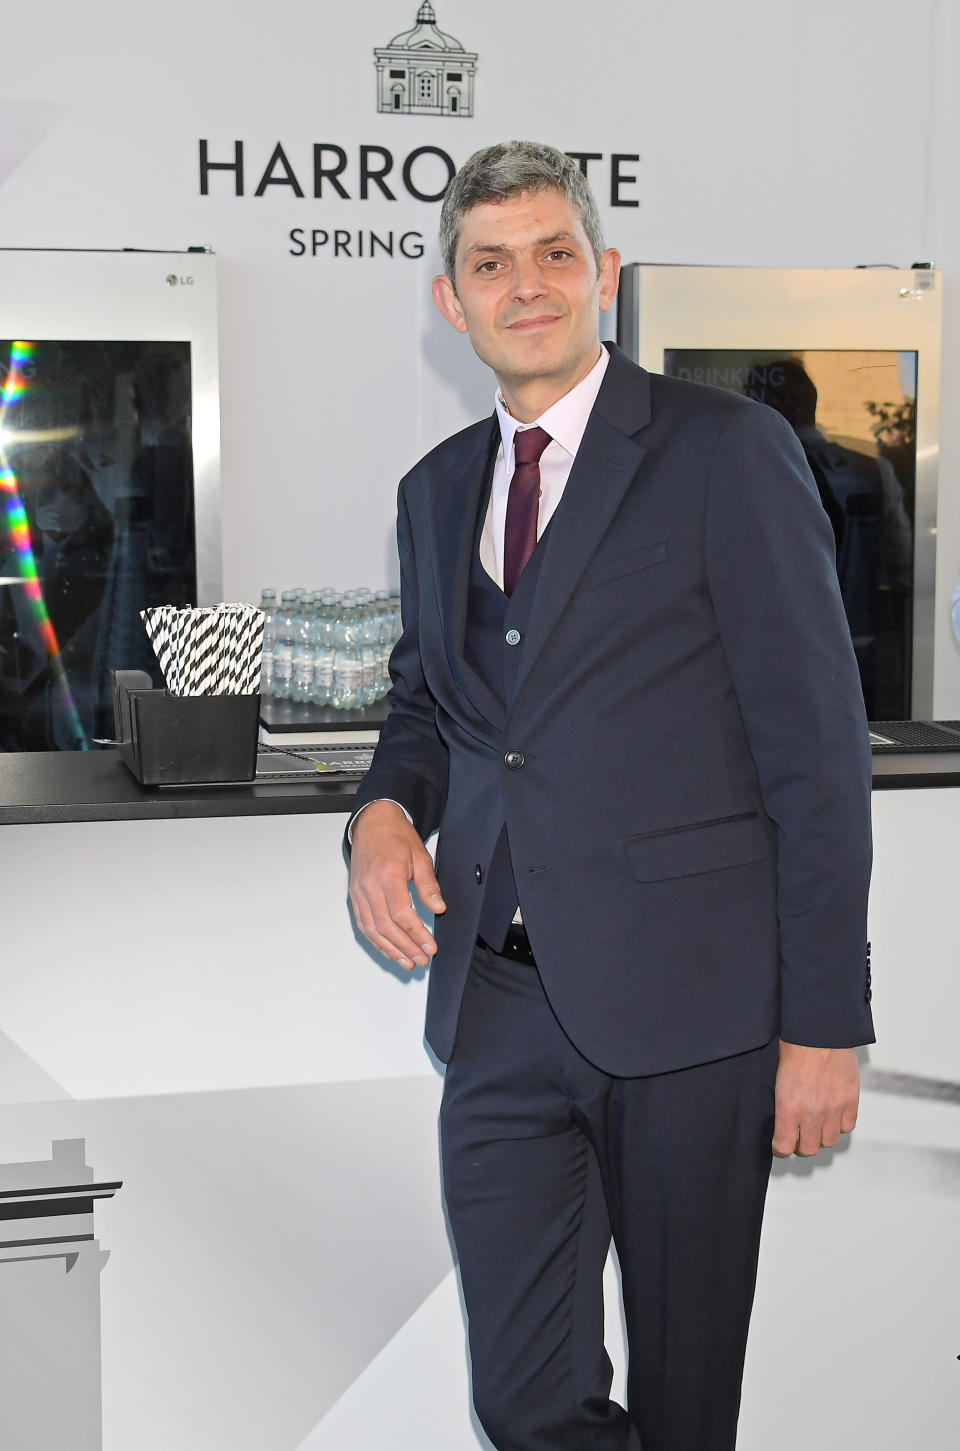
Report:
140,604,265,696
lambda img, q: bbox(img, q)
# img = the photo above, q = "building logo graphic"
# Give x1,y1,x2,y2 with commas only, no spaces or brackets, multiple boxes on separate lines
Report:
374,3,477,117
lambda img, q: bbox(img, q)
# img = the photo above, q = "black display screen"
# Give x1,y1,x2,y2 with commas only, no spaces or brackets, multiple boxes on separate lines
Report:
0,340,196,751
664,349,917,719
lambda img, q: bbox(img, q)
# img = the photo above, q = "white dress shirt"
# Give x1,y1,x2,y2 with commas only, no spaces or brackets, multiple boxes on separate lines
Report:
480,346,609,586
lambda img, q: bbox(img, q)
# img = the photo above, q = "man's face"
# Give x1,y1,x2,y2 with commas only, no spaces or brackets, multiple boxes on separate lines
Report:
432,188,620,402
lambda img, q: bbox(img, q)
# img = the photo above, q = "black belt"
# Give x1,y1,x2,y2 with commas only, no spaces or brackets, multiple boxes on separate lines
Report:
477,923,537,966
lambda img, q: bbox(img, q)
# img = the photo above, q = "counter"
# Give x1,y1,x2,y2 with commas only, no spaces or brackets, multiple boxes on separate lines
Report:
1,742,958,829
0,749,358,826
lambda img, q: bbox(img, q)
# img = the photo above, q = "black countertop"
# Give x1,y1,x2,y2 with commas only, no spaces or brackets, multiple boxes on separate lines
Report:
0,750,359,825
870,751,960,789
0,744,958,827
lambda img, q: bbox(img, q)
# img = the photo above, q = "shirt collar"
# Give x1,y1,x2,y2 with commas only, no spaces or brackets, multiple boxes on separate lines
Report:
494,345,610,462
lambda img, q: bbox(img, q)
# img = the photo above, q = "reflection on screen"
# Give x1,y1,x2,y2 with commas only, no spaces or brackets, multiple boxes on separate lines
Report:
0,340,196,751
663,349,917,719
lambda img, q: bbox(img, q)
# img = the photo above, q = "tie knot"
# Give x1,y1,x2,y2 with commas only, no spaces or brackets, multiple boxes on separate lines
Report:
513,426,552,467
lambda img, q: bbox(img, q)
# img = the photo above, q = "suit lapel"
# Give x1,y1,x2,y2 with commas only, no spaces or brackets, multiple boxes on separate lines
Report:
428,416,506,733
424,347,654,727
513,348,652,700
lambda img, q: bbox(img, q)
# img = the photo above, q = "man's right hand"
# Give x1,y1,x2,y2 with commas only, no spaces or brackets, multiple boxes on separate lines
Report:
348,801,446,970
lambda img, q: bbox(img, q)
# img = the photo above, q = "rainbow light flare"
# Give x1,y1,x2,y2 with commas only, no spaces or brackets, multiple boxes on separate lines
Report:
0,341,89,748
0,339,33,407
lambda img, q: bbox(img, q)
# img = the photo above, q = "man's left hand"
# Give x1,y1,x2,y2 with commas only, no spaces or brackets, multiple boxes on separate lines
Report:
772,1041,860,1157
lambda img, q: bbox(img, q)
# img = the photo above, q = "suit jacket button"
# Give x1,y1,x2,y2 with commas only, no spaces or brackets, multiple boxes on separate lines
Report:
475,864,483,884
504,750,525,770
505,629,521,646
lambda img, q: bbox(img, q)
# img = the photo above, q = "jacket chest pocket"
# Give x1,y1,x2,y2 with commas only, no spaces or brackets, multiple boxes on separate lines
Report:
623,812,770,882
579,540,668,592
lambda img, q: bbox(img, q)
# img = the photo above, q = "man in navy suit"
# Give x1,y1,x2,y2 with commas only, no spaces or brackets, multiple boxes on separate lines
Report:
348,141,874,1450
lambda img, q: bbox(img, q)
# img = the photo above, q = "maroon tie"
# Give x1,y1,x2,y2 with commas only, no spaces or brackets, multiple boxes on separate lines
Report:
503,426,551,597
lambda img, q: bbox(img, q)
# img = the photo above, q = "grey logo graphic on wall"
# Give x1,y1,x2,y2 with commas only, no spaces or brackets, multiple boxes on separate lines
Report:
374,3,477,117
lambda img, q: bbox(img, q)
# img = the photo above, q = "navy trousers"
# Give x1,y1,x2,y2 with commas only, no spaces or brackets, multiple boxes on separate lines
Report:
439,941,778,1451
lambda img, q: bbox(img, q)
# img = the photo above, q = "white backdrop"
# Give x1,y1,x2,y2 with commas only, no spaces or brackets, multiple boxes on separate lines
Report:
2,3,960,1448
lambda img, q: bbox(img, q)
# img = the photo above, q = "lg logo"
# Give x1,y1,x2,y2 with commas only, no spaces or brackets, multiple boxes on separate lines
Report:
165,274,195,286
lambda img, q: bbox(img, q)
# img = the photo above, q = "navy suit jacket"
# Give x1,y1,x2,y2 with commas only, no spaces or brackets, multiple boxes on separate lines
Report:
351,344,875,1076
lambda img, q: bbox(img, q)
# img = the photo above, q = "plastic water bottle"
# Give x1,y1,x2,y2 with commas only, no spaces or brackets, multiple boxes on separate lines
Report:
331,599,363,710
289,594,315,703
259,588,277,696
354,589,378,706
272,590,297,700
310,589,337,706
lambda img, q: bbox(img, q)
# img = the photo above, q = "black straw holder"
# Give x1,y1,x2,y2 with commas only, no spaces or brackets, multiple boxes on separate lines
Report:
111,670,260,786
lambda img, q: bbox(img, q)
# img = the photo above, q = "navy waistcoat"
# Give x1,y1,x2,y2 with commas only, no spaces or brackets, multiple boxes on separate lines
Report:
465,499,552,949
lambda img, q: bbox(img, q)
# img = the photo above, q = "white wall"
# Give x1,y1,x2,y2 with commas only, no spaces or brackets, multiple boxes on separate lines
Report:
926,0,960,711
3,0,959,702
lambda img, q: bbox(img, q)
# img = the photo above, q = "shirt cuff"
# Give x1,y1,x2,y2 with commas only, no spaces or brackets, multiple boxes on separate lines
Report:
347,798,414,844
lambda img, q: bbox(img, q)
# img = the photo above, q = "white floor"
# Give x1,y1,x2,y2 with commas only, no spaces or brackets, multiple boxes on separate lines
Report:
294,1074,960,1451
